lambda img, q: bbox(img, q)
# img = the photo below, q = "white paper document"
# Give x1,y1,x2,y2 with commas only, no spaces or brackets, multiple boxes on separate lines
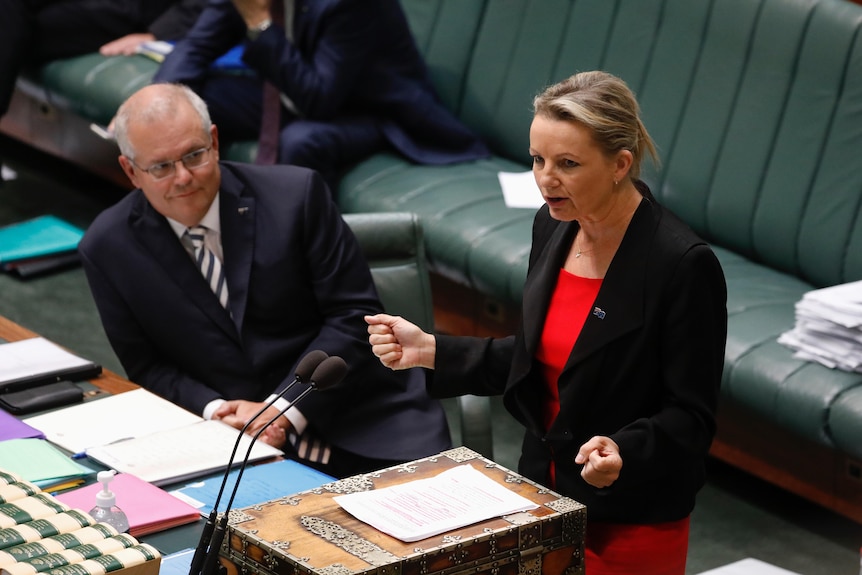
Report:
85,419,283,486
0,337,94,384
334,464,538,542
24,387,203,454
695,558,802,575
497,171,544,209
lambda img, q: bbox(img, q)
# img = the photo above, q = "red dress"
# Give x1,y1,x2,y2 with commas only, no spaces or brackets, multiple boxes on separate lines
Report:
536,268,690,575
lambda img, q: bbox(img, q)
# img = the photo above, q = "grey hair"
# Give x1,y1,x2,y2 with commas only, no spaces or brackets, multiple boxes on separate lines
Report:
533,71,659,179
114,83,212,161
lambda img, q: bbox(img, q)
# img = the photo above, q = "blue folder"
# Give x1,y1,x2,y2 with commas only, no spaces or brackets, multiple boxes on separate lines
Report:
0,215,84,264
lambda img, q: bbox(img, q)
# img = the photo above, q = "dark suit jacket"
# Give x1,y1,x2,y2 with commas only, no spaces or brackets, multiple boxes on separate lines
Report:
0,0,205,116
432,187,727,523
153,0,489,165
79,161,450,462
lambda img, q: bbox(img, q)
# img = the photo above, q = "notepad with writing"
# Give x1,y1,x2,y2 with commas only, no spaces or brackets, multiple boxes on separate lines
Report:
56,473,200,537
84,420,283,487
23,388,202,455
24,388,283,487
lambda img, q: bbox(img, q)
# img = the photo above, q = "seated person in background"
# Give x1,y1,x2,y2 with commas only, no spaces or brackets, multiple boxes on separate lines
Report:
0,0,206,119
366,71,727,574
153,0,490,186
78,83,451,479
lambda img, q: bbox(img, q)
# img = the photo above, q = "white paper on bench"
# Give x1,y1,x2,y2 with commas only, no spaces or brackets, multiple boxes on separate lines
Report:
334,464,538,542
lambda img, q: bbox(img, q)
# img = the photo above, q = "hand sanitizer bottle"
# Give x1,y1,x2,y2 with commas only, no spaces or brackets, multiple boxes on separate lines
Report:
89,470,129,533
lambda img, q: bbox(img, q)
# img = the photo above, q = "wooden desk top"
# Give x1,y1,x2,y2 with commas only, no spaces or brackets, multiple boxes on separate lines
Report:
0,315,138,395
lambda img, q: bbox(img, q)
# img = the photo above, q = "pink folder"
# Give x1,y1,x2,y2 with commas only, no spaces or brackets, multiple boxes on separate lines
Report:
56,472,200,536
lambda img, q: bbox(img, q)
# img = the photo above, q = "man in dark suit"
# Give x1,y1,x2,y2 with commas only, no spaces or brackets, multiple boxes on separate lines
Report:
0,0,205,118
153,0,490,184
78,83,451,478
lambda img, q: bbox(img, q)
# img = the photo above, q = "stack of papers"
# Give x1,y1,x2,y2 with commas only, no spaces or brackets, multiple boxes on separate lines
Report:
778,280,862,372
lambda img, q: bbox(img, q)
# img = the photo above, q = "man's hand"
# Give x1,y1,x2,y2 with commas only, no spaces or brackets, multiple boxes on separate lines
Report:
213,399,292,448
99,33,156,56
232,0,272,28
575,435,623,488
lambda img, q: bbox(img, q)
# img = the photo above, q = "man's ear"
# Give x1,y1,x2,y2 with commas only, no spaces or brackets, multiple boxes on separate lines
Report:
210,124,220,157
118,155,140,188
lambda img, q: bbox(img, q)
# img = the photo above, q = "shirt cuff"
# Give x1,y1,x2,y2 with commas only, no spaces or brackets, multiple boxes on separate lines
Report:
266,394,307,435
203,398,226,420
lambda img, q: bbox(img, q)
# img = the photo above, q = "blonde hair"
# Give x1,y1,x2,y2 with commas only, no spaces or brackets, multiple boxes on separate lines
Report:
533,71,658,179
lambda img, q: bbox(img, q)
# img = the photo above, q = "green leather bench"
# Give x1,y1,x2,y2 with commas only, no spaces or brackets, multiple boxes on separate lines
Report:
3,0,862,524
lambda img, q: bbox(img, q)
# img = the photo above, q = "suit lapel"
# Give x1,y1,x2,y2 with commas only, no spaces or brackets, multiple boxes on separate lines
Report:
129,190,241,343
562,198,655,370
219,167,255,331
512,199,656,387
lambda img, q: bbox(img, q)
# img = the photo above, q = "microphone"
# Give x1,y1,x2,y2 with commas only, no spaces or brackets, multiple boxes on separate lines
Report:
187,349,328,575
200,356,347,575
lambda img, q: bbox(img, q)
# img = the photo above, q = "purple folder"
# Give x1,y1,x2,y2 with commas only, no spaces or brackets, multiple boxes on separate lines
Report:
0,408,45,441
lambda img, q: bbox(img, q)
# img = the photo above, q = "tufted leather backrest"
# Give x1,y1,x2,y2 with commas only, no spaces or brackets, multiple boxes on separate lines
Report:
343,212,495,458
442,0,862,288
342,212,435,332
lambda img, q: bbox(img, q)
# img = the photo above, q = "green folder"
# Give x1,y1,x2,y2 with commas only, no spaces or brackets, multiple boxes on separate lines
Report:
0,216,85,264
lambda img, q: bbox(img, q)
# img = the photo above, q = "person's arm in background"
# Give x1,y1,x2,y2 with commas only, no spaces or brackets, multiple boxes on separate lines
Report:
240,0,379,119
100,0,209,56
153,0,246,90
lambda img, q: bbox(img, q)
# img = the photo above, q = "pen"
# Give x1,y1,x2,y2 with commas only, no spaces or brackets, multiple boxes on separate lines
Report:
70,436,135,460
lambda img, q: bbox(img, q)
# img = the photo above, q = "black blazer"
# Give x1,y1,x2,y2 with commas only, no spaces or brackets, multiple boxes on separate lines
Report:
432,190,727,523
79,161,450,462
154,0,490,165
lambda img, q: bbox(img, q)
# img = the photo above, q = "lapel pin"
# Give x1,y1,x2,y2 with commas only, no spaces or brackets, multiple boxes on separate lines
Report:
593,307,606,320
237,207,249,215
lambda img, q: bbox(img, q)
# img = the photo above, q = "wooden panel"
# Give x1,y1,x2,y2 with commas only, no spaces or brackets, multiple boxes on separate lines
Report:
430,274,521,338
711,398,862,525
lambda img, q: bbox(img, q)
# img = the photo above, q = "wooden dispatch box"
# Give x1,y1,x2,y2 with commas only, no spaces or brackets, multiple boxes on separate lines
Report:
218,447,586,575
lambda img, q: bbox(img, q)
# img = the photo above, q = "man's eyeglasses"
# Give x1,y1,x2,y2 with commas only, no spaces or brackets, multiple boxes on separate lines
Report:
131,146,212,180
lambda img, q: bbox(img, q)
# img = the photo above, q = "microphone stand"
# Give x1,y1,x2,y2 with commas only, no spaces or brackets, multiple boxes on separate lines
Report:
187,350,328,575
199,356,347,575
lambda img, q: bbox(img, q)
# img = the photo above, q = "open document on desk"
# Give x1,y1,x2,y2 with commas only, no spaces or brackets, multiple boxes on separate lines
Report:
23,388,283,486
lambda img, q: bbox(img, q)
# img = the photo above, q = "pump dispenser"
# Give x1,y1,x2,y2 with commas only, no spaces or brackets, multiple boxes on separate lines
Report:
89,470,130,533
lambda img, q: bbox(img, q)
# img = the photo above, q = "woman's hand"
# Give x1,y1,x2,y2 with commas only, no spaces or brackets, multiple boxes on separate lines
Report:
365,313,436,370
575,435,622,488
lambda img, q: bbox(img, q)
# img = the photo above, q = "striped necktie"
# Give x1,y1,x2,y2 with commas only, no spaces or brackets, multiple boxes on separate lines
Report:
186,226,229,309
